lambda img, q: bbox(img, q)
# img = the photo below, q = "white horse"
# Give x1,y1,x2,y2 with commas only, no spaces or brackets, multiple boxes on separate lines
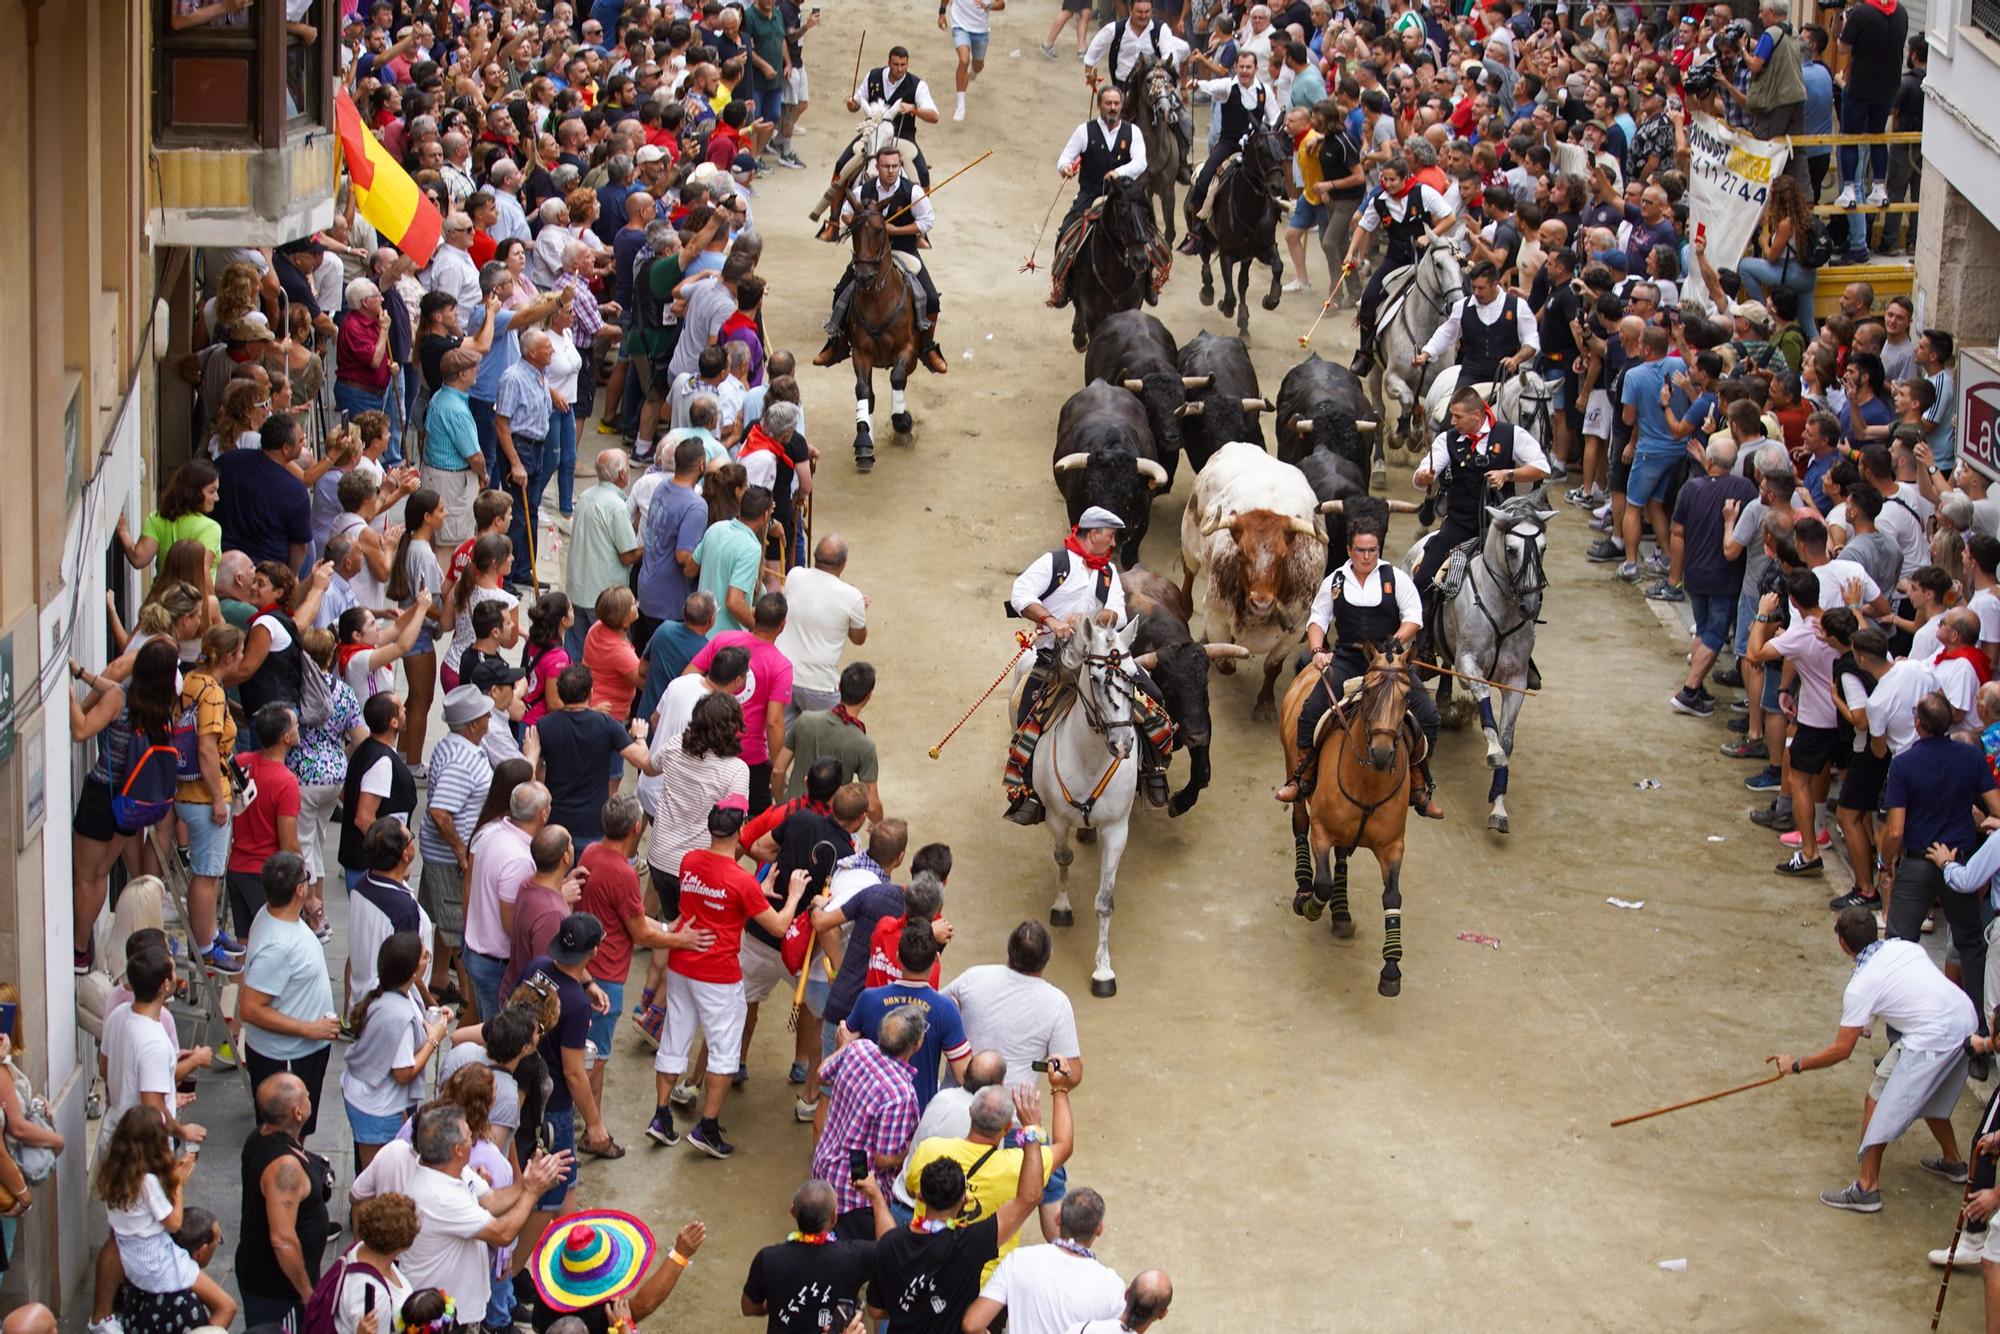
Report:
809,101,907,221
1370,242,1464,465
1027,615,1143,998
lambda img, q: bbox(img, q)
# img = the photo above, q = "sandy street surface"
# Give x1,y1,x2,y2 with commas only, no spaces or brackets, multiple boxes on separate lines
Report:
572,4,1988,1327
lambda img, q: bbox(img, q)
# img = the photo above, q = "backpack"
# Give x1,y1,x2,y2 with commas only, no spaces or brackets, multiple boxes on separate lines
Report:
170,686,206,783
297,656,335,731
302,1246,386,1334
108,725,181,832
1799,215,1836,270
1002,547,1113,618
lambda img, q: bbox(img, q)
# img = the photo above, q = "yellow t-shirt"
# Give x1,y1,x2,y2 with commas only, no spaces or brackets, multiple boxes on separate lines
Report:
1296,128,1325,195
903,1137,1055,1284
175,671,237,804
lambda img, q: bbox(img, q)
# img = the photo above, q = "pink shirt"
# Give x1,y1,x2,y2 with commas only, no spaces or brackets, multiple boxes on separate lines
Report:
521,644,570,728
585,621,643,721
688,631,793,766
336,308,394,391
464,819,534,958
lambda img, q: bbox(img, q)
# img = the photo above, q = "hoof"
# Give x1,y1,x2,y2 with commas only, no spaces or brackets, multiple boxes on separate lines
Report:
1488,813,1510,834
1297,890,1321,921
854,452,875,474
1199,286,1214,308
1250,701,1276,724
1331,911,1355,939
1077,826,1098,845
1050,907,1075,928
1218,298,1237,319
1072,332,1088,352
1089,976,1118,998
1377,974,1402,998
1168,790,1197,818
1486,748,1504,769
891,412,914,435
1261,293,1281,311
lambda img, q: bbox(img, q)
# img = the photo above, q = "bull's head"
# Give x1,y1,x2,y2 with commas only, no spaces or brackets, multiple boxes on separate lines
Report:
1290,410,1378,471
1120,372,1206,456
1178,395,1274,448
1206,510,1322,621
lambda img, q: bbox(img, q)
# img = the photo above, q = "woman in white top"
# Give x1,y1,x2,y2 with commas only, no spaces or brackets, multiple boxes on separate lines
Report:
546,302,586,521
388,492,449,770
332,468,400,613
96,1107,237,1334
330,1193,421,1334
341,932,451,1170
333,597,432,701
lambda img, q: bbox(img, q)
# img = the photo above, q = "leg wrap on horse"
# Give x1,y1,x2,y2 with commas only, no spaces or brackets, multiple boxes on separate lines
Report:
1477,694,1499,734
1293,830,1312,890
1488,765,1509,801
1331,857,1350,915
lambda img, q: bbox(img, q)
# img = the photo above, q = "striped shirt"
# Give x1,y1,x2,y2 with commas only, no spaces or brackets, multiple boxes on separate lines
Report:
809,1038,920,1216
555,272,604,342
495,361,553,441
418,733,493,867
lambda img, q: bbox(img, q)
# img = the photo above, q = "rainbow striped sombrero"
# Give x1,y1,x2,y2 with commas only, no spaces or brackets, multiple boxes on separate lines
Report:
530,1209,657,1313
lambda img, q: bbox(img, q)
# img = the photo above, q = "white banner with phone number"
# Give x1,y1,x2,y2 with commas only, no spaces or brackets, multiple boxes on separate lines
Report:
1684,112,1791,271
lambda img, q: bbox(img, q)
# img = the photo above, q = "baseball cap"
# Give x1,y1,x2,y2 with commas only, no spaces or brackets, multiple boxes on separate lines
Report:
1728,301,1774,332
636,144,668,164
231,312,276,342
467,657,527,689
547,913,605,966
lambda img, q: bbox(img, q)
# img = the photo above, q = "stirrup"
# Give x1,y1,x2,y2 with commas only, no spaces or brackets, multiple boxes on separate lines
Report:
1005,794,1046,826
813,335,849,367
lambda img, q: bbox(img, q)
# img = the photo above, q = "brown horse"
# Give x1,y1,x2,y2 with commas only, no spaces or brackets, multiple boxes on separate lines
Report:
1277,643,1413,997
841,202,924,472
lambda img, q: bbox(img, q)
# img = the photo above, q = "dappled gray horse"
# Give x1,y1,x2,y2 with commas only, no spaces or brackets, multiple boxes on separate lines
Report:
1371,243,1462,463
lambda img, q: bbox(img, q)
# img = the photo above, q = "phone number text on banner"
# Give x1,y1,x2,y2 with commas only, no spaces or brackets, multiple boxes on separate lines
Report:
1685,112,1791,270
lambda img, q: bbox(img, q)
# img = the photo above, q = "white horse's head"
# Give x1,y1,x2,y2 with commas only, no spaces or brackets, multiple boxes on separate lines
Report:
1482,492,1557,599
855,101,896,155
1065,615,1142,759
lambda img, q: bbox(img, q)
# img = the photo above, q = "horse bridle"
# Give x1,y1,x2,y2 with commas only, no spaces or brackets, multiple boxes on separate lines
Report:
1466,518,1548,667
1325,659,1412,851
848,206,912,339
1078,649,1141,741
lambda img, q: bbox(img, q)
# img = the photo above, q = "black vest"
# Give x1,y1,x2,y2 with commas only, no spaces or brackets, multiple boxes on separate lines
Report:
1371,190,1430,260
860,175,920,256
1217,81,1269,146
867,68,923,141
1110,18,1165,83
1079,119,1135,199
339,735,417,872
1331,566,1405,644
1456,296,1521,387
239,609,303,716
1443,422,1519,528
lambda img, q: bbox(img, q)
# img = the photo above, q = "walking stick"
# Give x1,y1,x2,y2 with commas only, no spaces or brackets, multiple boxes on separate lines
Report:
1299,265,1353,349
1932,1077,2000,1328
515,477,539,592
788,936,815,1032
850,29,867,98
929,630,1035,759
1610,1058,1784,1127
1023,175,1073,273
1421,660,1539,696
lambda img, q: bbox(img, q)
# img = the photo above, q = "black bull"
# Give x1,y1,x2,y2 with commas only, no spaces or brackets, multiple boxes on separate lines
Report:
1176,330,1271,474
1126,571,1251,816
1277,354,1391,565
1052,380,1171,567
1081,311,1197,486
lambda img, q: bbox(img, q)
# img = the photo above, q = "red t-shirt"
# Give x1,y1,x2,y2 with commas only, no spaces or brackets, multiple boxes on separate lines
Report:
470,230,498,268
671,848,768,983
226,752,300,875
503,881,570,995
863,914,941,992
579,842,644,983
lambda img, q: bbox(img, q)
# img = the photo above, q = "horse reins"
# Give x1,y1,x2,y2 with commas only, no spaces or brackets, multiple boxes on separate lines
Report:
1324,663,1412,852
1050,649,1141,827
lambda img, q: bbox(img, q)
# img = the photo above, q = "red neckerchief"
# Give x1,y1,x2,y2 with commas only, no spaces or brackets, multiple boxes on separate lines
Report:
1399,163,1449,199
257,601,286,617
335,642,371,677
1064,530,1113,572
738,424,794,474
831,703,866,733
1864,0,1898,13
1462,405,1499,454
720,311,759,340
1940,645,1993,685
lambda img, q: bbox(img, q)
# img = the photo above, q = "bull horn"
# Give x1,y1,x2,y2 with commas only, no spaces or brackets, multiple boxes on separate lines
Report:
1122,378,1145,393
1181,375,1213,390
1386,499,1422,514
1054,452,1090,473
1292,417,1315,433
1240,397,1274,413
1203,642,1253,661
1135,457,1170,489
1198,510,1231,537
1356,419,1379,433
1316,499,1345,515
1288,514,1319,537
1175,400,1206,417
1135,651,1160,671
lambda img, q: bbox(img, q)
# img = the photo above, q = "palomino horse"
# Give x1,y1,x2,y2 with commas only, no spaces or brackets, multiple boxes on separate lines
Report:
839,201,923,472
1127,54,1183,245
1025,615,1144,998
1278,643,1415,997
1196,125,1291,337
1065,176,1161,353
1370,242,1463,464
1405,490,1553,833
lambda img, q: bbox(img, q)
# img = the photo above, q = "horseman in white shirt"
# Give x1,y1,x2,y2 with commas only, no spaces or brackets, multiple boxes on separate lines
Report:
1413,260,1541,390
1054,87,1149,240
1081,0,1193,180
815,146,950,376
1179,50,1283,253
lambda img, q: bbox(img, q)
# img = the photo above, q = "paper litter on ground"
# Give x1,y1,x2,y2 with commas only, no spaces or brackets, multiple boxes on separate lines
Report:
1658,1258,1687,1273
1606,897,1645,910
1456,932,1501,949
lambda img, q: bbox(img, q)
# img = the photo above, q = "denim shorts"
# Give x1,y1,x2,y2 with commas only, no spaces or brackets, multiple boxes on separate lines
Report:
175,800,232,877
1625,449,1679,507
1687,591,1734,653
951,26,990,58
1763,656,1783,709
345,1100,410,1146
538,1106,577,1208
1289,196,1327,230
587,978,624,1057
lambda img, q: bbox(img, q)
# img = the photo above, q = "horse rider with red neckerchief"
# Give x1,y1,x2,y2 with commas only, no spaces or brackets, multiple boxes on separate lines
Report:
1002,507,1175,826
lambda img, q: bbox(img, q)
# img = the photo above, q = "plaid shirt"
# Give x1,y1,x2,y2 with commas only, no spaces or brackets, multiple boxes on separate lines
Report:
1725,62,1755,129
555,271,604,341
810,1038,919,1216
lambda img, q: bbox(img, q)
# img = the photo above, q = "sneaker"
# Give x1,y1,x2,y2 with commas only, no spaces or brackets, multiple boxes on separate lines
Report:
669,1081,698,1109
1867,182,1889,207
313,920,335,944
1835,183,1859,209
730,1069,748,1089
1547,458,1570,481
795,1096,819,1123
1565,486,1596,507
212,930,248,957
1039,41,1059,58
787,1061,808,1084
1828,889,1881,912
1841,248,1872,266
1643,550,1671,575
1645,580,1687,602
1779,827,1832,848
1588,511,1614,532
1775,853,1826,877
1729,698,1749,714
686,1123,735,1159
73,949,92,976
951,104,966,122
1282,278,1312,293
1585,538,1624,563
631,1007,664,1047
774,151,806,169
1749,802,1794,831
1669,687,1716,718
1921,1155,1971,1184
1616,560,1641,582
644,1112,680,1147
1744,767,1783,791
1930,1231,1986,1269
88,1317,126,1334
1819,1181,1883,1212
1721,737,1769,759
200,942,245,975
408,761,428,784
1712,666,1744,688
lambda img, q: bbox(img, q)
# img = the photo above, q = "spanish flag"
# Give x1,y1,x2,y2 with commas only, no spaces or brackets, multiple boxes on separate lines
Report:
335,87,443,269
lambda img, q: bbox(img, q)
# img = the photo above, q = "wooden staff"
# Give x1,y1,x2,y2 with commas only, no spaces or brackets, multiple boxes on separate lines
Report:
1298,265,1354,349
881,149,993,226
1022,175,1072,273
1422,659,1538,697
850,29,867,97
1610,1059,1784,1127
1933,1095,2000,1328
930,630,1035,759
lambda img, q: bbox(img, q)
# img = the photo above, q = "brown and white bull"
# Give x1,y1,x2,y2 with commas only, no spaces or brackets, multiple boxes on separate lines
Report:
1177,440,1328,721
